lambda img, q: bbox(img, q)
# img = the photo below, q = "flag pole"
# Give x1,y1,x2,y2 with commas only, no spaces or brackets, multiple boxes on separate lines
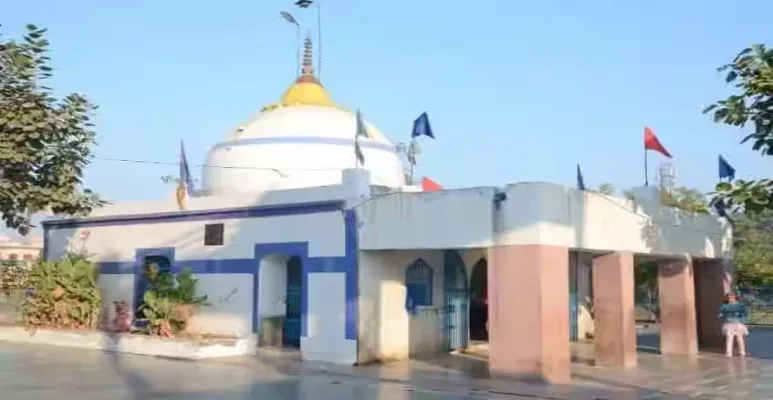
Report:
644,147,649,186
408,138,417,184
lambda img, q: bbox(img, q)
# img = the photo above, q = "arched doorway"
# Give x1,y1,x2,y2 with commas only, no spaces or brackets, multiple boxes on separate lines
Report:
443,250,469,350
283,256,303,347
469,258,488,341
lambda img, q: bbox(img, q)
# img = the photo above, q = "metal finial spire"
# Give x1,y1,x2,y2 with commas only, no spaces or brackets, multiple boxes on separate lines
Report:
301,35,314,76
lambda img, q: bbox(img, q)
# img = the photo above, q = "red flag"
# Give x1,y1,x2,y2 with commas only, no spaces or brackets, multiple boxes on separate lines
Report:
421,177,443,192
644,127,672,158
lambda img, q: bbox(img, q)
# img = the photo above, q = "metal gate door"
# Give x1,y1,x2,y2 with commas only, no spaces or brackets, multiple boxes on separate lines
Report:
445,291,469,350
283,256,302,347
569,291,578,341
444,251,469,350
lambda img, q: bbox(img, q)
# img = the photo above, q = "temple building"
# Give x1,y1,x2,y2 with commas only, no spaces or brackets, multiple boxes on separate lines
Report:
42,38,732,382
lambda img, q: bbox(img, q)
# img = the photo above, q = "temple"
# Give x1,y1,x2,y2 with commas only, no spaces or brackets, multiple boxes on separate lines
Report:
42,37,732,382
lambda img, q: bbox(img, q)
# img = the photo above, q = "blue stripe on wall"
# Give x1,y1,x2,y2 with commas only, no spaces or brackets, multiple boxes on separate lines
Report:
210,136,396,153
95,207,359,342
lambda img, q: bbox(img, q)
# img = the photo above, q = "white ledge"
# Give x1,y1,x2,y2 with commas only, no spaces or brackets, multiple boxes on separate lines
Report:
0,326,256,359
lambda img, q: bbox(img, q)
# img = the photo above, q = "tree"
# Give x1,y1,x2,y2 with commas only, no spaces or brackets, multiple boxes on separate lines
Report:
0,24,104,234
596,183,615,195
704,44,773,213
659,187,709,214
733,211,773,286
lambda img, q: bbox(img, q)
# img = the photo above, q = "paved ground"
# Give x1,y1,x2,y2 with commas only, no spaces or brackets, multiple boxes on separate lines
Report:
1,327,772,399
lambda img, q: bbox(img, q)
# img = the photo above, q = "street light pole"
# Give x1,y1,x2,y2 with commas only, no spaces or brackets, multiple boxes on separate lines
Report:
279,11,301,76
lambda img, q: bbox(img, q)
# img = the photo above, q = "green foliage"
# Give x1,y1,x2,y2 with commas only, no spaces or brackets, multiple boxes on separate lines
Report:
704,44,773,213
160,175,179,185
596,183,615,195
137,266,207,337
0,24,105,235
20,253,101,329
0,259,31,294
733,210,773,286
659,187,709,214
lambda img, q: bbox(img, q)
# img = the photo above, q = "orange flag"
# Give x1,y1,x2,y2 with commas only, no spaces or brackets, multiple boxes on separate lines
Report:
644,127,672,158
421,177,443,192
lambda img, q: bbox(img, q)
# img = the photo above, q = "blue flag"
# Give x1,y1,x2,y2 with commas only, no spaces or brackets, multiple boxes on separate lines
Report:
179,141,194,196
576,164,586,191
411,112,435,139
719,155,736,181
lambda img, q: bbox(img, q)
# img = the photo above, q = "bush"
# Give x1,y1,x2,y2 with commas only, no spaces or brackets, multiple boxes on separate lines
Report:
136,266,207,337
21,253,101,329
0,260,31,294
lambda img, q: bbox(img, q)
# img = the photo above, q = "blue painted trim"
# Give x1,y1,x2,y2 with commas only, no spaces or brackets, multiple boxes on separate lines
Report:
210,136,396,153
133,247,176,311
88,204,359,343
343,210,359,341
252,242,309,336
42,200,344,229
42,229,50,261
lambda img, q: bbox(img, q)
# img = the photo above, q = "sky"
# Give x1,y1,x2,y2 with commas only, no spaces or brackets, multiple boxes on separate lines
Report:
2,0,771,202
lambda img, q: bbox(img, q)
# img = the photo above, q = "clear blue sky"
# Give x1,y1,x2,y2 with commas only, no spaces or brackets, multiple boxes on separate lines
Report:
3,1,771,201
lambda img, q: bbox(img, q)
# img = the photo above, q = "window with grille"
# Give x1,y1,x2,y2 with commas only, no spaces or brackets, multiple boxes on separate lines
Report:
405,258,433,307
204,223,224,246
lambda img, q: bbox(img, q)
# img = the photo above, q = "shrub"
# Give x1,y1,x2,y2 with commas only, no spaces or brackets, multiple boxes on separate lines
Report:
0,260,31,294
113,300,131,332
21,253,101,329
136,266,207,337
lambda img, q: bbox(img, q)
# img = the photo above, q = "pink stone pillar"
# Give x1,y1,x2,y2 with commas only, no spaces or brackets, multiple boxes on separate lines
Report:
488,244,570,383
658,258,698,356
592,252,637,367
693,259,730,349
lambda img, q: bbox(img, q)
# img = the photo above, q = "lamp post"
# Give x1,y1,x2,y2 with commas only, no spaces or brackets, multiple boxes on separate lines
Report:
279,11,300,76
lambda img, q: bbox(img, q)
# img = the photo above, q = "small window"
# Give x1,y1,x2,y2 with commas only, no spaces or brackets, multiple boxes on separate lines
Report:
406,258,433,307
204,223,224,246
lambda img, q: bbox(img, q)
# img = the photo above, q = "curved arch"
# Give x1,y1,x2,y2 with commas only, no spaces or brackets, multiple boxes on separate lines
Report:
406,258,433,307
469,258,488,341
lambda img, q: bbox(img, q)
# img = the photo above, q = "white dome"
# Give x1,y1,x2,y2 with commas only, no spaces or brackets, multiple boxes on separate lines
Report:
202,105,406,195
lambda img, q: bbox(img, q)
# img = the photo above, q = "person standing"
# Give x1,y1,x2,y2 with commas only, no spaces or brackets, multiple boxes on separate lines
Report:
719,292,749,357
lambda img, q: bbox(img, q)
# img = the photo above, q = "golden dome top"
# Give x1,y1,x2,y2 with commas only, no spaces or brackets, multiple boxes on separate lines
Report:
261,36,342,112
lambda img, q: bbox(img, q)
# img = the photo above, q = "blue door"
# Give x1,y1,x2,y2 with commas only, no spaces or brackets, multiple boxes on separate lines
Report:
283,256,302,347
135,255,171,313
443,251,469,350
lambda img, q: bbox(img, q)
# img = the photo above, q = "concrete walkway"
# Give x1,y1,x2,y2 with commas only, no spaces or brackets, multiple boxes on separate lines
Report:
2,328,772,399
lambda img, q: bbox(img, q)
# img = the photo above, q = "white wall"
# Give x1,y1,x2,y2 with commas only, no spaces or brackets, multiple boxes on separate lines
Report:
357,250,444,363
357,182,730,259
188,274,254,336
497,182,731,258
48,212,345,262
303,272,356,364
47,210,348,359
358,188,497,250
258,254,289,319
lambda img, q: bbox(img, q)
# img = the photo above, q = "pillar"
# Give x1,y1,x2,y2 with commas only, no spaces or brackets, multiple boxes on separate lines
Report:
488,244,570,383
693,258,730,349
658,258,698,356
592,252,637,367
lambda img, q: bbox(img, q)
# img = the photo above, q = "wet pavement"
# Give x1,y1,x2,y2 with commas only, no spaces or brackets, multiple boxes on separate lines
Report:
1,327,772,399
